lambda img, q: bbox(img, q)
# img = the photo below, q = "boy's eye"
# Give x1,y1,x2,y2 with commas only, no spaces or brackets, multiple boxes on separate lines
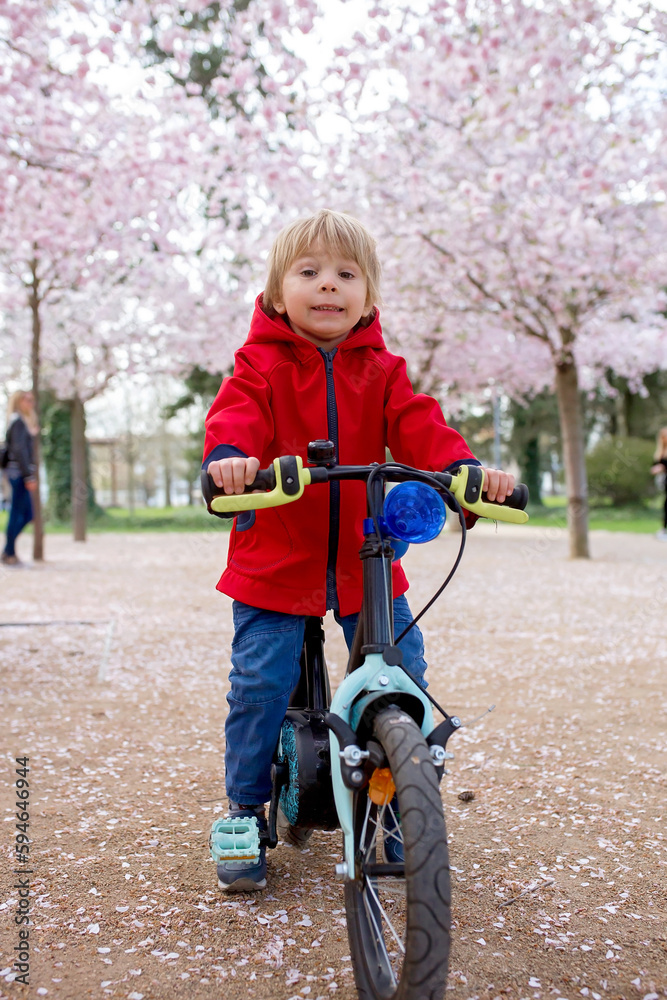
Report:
340,271,356,280
300,268,317,277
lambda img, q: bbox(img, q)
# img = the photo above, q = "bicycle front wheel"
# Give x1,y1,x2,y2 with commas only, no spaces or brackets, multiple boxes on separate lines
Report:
344,706,451,1000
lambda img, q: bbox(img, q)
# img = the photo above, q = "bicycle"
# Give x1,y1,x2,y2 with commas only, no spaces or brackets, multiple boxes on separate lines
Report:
202,440,529,1000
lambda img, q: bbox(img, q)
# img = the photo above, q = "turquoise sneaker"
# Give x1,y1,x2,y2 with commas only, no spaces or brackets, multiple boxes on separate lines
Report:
210,803,267,892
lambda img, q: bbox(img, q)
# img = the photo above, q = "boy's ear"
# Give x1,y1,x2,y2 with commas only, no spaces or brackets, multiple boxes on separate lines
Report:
273,300,287,315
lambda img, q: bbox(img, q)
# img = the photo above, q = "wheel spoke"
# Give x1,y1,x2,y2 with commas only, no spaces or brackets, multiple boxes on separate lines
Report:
361,878,398,989
384,800,403,845
365,876,406,958
358,795,406,984
359,796,376,864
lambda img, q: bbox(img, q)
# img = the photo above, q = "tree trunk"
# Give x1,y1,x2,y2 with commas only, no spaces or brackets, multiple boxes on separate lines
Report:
71,393,87,542
547,451,559,496
162,424,172,508
523,437,542,505
110,443,118,507
492,389,502,469
127,431,135,515
554,358,590,558
28,262,44,561
615,390,629,438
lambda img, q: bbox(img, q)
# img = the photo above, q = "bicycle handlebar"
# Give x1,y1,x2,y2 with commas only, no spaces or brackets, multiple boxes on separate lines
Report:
201,455,529,524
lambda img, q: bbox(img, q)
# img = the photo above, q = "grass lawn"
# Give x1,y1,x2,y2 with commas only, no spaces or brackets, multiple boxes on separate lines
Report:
0,505,231,534
0,497,663,534
525,495,663,533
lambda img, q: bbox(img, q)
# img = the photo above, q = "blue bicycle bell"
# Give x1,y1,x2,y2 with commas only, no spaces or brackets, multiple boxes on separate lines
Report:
383,482,446,543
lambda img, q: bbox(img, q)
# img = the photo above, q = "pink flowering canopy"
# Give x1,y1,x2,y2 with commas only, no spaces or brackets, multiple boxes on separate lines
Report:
0,0,319,391
323,0,667,399
2,0,666,411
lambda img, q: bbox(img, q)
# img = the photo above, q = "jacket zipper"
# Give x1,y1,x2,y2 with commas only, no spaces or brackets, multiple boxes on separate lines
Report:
319,348,340,610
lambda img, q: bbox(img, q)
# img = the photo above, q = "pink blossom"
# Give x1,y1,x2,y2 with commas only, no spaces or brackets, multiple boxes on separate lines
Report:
323,0,667,397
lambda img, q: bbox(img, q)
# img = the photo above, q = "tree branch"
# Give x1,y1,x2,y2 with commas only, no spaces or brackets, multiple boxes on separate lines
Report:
420,232,455,261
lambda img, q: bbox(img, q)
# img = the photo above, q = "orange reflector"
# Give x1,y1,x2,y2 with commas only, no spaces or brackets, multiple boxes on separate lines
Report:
368,767,396,806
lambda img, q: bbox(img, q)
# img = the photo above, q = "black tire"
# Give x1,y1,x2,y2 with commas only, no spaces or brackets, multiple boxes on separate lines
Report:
344,707,451,1000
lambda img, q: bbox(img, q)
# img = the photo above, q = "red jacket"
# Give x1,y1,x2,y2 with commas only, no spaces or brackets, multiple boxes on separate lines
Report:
204,296,478,616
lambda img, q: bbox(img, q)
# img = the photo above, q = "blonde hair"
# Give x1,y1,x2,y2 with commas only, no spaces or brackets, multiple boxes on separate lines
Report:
264,210,381,316
7,390,38,433
655,427,667,461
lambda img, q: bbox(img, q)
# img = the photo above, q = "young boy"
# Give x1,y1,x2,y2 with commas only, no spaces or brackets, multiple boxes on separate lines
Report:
203,209,513,891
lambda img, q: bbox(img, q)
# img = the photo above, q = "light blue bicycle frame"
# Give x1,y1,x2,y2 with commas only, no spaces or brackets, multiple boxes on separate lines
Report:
328,652,435,873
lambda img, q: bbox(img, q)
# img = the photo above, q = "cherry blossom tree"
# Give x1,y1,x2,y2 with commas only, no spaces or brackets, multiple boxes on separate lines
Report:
0,0,318,553
1,0,195,552
327,0,667,557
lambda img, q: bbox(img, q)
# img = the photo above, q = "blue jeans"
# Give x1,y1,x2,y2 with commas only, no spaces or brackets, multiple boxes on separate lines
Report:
3,475,33,557
225,594,427,804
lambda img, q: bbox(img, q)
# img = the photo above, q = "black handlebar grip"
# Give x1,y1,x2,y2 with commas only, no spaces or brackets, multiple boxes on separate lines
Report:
200,469,215,507
247,467,276,492
481,482,529,510
200,466,276,506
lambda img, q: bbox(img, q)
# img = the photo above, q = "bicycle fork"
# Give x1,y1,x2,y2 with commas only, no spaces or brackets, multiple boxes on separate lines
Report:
327,652,436,876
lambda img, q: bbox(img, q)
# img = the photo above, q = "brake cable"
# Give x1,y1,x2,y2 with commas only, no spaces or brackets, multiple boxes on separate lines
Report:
365,461,469,723
394,486,467,642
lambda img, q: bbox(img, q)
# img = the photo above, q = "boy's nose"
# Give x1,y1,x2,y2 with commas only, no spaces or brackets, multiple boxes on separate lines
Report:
319,278,338,291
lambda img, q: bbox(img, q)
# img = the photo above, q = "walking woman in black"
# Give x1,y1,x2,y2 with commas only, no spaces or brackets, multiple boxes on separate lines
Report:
2,391,38,566
651,427,667,541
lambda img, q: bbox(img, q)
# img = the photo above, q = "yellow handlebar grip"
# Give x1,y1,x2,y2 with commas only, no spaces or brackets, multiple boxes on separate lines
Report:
210,456,312,514
449,465,529,524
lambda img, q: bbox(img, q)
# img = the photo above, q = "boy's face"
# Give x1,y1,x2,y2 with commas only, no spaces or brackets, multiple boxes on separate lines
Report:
273,243,369,349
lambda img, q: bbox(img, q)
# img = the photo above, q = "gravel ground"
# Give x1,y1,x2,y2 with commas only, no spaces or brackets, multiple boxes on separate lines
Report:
0,524,666,1000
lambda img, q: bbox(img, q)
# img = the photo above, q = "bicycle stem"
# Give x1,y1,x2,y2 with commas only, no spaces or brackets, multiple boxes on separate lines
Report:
359,472,394,653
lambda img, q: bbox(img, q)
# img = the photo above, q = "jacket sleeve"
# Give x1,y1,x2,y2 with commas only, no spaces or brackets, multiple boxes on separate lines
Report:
384,357,477,471
202,350,274,468
9,419,35,481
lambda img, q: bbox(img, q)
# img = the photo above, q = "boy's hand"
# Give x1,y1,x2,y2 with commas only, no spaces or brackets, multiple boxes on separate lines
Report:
479,467,515,504
207,456,261,495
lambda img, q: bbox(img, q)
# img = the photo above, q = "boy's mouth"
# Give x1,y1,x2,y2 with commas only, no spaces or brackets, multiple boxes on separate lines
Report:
312,305,344,312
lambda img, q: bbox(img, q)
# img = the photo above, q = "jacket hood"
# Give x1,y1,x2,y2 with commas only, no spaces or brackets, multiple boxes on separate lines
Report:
245,294,387,357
